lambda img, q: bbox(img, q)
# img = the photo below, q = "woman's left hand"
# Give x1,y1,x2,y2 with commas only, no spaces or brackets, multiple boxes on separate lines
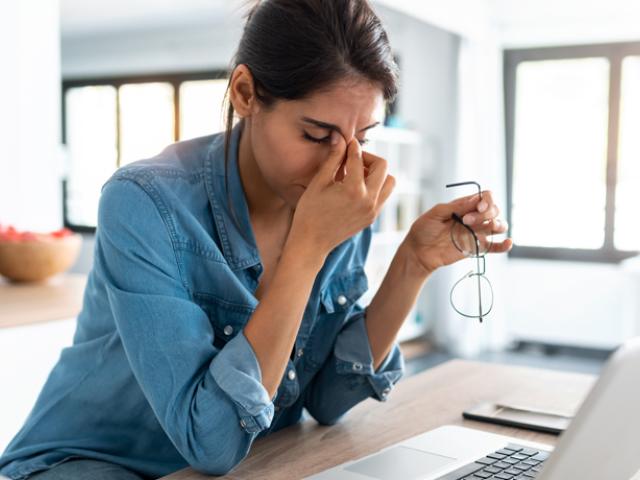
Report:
404,191,513,275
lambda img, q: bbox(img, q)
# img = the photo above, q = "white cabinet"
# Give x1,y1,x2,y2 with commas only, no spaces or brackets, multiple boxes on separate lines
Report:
0,318,76,452
505,259,638,349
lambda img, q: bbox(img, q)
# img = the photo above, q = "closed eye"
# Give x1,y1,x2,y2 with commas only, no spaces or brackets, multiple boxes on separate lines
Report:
302,131,369,146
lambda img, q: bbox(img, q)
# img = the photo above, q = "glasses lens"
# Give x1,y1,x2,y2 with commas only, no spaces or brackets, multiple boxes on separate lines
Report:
451,221,494,257
450,273,494,318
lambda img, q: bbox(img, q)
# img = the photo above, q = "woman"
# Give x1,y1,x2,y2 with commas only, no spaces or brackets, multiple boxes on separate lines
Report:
0,0,511,478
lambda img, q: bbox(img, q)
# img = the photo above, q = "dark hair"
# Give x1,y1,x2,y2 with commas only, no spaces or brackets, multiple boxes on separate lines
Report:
221,0,400,239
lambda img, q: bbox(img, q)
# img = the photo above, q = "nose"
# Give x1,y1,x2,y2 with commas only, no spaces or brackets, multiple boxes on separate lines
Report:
339,131,356,145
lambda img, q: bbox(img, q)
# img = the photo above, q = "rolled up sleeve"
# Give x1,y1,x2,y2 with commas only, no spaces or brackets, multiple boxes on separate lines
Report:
303,305,405,426
209,330,276,433
98,176,274,475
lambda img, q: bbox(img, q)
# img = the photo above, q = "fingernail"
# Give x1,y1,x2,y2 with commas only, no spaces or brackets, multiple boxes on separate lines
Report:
478,201,488,212
463,214,475,225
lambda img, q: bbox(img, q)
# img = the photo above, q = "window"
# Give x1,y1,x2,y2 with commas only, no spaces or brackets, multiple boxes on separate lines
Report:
62,71,229,231
505,42,640,263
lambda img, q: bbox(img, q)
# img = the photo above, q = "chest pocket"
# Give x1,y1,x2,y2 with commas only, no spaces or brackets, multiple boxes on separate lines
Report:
193,292,254,349
319,265,369,314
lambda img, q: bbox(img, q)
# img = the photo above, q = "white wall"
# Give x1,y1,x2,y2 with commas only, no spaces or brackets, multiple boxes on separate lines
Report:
0,0,63,232
61,22,242,78
374,0,491,40
489,0,640,48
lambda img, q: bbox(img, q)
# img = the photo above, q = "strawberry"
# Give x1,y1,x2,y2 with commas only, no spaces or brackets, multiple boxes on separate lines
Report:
0,224,74,241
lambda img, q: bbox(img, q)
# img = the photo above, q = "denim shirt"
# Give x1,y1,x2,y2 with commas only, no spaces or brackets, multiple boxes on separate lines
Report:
0,121,404,479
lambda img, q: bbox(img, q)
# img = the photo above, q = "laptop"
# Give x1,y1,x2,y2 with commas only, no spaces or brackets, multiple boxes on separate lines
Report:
305,337,640,480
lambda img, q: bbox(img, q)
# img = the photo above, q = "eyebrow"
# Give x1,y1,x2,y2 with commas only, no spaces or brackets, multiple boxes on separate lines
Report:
300,116,380,136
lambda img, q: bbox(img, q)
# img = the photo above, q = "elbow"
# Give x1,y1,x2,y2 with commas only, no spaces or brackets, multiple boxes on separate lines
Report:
186,439,249,476
172,416,253,476
190,458,240,477
306,406,347,427
315,416,344,427
303,388,348,426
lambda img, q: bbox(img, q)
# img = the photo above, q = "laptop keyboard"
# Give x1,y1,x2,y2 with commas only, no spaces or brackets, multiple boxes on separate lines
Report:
436,443,550,480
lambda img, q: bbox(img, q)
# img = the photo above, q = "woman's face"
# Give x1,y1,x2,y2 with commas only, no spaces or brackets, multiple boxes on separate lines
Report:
245,77,385,208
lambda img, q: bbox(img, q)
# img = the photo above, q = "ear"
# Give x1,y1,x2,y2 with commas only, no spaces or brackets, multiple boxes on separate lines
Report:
229,64,260,118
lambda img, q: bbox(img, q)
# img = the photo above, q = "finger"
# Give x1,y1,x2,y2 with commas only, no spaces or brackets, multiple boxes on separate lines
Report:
429,188,501,222
363,156,388,200
310,130,346,188
374,174,396,209
430,192,484,221
475,190,494,213
362,150,381,169
343,138,365,186
462,190,500,225
492,217,508,233
462,203,500,226
361,151,377,182
473,218,509,235
464,189,494,212
487,238,513,254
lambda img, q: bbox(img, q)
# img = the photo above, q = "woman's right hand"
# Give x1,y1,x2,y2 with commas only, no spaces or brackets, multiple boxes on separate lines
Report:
288,130,396,257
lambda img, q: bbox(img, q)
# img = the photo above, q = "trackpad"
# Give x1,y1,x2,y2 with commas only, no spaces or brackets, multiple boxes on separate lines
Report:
344,445,457,480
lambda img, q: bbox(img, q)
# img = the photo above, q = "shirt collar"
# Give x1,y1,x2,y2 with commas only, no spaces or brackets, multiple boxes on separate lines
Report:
204,120,262,271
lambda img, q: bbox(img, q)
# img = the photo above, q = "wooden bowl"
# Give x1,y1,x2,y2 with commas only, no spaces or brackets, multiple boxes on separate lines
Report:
0,233,82,283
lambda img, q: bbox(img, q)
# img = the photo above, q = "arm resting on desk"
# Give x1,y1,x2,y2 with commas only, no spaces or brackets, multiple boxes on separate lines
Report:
303,307,404,425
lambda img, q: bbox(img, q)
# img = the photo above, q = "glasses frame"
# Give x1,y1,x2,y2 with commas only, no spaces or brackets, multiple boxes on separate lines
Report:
445,181,494,323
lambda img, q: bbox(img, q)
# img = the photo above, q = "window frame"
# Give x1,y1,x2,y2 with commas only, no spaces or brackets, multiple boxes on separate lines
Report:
61,69,230,233
504,41,640,264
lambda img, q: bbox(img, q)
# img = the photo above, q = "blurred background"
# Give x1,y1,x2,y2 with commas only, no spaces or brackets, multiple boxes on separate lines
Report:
1,0,639,452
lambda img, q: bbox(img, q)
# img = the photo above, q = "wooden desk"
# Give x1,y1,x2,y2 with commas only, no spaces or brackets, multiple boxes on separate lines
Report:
161,359,595,480
0,273,87,329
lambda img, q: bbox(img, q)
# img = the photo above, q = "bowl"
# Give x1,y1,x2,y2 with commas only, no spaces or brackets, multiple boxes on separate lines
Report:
0,227,82,283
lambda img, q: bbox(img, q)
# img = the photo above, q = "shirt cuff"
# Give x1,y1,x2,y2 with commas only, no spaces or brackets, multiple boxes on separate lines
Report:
209,330,275,434
333,309,405,401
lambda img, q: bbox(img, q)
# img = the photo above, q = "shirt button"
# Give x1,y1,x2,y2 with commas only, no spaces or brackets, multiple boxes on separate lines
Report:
275,405,280,412
382,387,391,396
337,294,348,306
352,362,363,371
223,325,233,336
296,348,304,357
287,369,296,381
239,419,246,429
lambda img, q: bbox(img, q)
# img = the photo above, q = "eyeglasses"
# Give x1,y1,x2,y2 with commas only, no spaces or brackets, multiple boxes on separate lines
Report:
445,181,494,323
